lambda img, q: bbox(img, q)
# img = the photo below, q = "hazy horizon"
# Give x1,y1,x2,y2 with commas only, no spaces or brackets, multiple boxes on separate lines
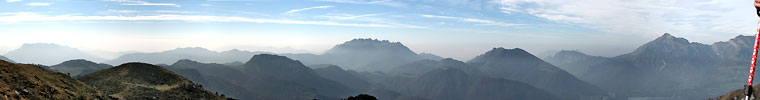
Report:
0,0,756,61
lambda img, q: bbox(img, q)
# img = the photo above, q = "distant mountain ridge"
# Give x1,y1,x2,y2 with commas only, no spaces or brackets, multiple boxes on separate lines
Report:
0,55,13,63
536,33,760,99
107,47,272,65
383,59,560,100
544,50,609,77
51,59,112,77
285,38,442,71
4,43,105,65
467,47,607,99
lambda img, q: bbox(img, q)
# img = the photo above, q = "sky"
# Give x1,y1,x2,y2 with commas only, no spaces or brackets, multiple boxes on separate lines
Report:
0,0,757,61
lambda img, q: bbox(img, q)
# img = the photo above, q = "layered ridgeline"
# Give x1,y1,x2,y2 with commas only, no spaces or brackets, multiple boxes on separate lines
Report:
77,62,229,99
546,33,760,99
244,54,356,99
544,50,609,77
51,59,112,77
0,55,13,63
384,59,560,100
284,38,443,71
169,54,357,100
0,60,109,99
312,64,372,91
467,47,607,99
107,47,272,65
168,59,259,100
4,43,105,65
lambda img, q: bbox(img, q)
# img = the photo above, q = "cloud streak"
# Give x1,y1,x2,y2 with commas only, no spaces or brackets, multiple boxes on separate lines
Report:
0,12,424,28
25,3,53,6
421,14,518,27
491,0,755,42
6,0,20,2
284,6,333,14
105,0,180,7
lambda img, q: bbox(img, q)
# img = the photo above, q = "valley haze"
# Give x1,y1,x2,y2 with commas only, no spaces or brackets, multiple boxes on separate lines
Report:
1,0,758,100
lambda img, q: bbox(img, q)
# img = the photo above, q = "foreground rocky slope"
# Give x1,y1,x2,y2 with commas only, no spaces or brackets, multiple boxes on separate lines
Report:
0,60,109,99
77,62,229,100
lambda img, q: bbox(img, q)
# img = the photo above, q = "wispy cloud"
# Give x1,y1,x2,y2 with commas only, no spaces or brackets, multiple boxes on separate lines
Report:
319,13,384,20
107,9,140,13
105,0,180,7
283,6,333,14
421,14,518,27
317,0,406,7
25,3,53,6
491,0,754,42
155,10,194,14
0,12,424,28
6,0,20,2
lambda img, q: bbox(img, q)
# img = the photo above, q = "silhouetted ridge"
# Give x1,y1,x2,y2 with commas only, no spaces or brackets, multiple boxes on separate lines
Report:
326,38,410,53
0,55,14,63
467,47,607,99
51,59,112,77
244,54,356,99
469,47,540,64
245,54,309,72
543,50,608,76
78,62,228,99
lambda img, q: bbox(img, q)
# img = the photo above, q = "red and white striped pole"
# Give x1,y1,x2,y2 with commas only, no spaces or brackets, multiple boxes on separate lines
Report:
746,10,760,100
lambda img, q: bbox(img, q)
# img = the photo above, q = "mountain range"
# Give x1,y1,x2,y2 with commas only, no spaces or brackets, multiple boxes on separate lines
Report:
546,33,760,99
77,62,229,99
283,38,442,71
51,59,112,77
107,47,272,65
383,59,561,100
4,43,105,65
544,50,609,77
467,47,608,99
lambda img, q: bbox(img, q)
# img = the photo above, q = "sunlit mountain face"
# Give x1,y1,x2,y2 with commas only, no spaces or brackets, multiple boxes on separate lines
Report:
1,0,758,100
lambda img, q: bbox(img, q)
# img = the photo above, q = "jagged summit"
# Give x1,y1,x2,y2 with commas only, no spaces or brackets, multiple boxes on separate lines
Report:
652,33,689,44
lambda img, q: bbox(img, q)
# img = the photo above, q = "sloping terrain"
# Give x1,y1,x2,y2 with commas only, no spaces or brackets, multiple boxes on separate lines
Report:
386,66,560,100
284,38,442,71
108,47,271,65
0,55,13,63
244,54,356,99
0,60,109,99
467,47,607,99
313,64,372,91
51,59,112,77
77,62,229,99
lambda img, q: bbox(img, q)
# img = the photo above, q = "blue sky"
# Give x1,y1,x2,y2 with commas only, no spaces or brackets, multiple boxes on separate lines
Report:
0,0,756,60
